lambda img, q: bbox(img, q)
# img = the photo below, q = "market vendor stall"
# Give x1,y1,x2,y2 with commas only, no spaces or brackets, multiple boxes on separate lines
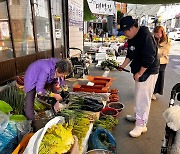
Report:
0,74,120,154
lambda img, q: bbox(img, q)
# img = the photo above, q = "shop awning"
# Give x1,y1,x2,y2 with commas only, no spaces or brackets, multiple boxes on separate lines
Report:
175,13,180,18
115,0,180,4
0,0,180,4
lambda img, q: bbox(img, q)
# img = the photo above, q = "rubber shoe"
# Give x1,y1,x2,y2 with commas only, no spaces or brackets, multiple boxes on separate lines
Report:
129,126,147,138
126,115,136,122
151,94,156,100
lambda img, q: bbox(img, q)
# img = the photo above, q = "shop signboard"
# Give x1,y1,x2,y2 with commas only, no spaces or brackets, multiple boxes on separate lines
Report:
87,0,116,15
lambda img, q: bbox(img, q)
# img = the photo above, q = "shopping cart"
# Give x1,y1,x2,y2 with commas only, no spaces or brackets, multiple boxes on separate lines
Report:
161,83,180,154
68,47,89,78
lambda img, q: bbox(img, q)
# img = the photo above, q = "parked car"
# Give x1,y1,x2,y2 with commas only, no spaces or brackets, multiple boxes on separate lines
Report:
168,28,180,40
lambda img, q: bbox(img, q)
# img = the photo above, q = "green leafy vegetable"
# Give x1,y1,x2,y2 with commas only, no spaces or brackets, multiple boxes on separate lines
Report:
9,114,27,122
0,100,13,114
0,83,25,114
34,100,46,112
39,123,74,154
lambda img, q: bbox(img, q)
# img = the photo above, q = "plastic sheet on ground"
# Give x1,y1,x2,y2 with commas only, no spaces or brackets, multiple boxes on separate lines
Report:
0,121,18,154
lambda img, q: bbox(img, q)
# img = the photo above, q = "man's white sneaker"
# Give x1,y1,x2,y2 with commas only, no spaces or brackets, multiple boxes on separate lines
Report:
126,115,136,122
129,126,147,138
151,94,156,100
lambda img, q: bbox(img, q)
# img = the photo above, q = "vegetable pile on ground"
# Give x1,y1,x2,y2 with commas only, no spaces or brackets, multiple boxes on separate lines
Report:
39,123,74,154
0,100,27,121
72,117,90,146
68,96,103,112
34,99,47,112
0,83,25,114
58,109,91,147
101,59,119,70
70,92,109,102
94,115,118,132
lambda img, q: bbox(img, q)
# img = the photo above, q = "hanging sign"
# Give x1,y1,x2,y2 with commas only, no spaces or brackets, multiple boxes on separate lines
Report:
87,0,116,15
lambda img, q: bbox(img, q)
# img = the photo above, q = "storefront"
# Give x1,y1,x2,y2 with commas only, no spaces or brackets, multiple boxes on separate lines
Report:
85,0,116,37
0,0,69,84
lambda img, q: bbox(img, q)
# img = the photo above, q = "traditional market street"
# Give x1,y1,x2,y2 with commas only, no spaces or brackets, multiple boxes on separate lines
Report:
82,39,180,154
0,0,180,153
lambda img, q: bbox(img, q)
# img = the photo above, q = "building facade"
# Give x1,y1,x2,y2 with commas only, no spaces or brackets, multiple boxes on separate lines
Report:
0,0,83,84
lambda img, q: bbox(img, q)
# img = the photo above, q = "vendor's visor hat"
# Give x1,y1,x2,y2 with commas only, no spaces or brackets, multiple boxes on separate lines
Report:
120,16,136,32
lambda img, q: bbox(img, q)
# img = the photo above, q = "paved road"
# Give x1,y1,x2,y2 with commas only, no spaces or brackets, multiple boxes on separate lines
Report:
112,40,180,154
169,40,180,76
84,40,180,154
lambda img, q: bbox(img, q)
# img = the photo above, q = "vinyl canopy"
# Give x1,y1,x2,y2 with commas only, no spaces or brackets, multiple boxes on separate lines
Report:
115,0,180,4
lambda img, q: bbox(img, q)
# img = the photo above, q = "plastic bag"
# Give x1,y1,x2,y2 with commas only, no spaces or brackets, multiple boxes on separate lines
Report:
17,120,32,143
88,128,117,154
0,111,9,132
0,121,18,154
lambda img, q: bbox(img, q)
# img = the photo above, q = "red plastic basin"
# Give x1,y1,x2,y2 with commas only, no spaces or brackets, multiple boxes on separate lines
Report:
100,107,119,118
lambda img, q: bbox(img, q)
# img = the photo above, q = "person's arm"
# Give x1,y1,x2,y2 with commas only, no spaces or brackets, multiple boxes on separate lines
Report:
49,92,62,101
50,78,62,101
141,33,156,68
119,58,131,71
36,71,48,94
118,40,131,71
134,67,147,81
134,32,155,81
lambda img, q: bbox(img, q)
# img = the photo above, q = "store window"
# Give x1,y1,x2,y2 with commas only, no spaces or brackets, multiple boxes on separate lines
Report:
51,0,64,48
0,1,13,62
34,0,51,52
8,0,35,57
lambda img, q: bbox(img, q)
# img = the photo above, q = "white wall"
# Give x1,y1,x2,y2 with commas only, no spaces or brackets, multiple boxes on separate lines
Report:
69,0,84,57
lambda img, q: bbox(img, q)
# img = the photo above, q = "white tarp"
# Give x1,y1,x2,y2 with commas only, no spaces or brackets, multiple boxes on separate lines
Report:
87,0,116,15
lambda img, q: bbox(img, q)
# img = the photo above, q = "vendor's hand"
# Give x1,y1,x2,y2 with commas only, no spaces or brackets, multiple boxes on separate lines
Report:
134,72,142,81
37,91,43,95
71,135,79,154
118,65,124,71
53,93,62,101
53,101,60,113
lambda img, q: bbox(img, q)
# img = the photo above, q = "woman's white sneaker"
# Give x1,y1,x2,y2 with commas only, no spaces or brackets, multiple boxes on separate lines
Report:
129,126,147,137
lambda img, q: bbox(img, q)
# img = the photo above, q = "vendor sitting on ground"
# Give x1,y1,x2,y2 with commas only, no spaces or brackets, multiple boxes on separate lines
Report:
24,58,72,121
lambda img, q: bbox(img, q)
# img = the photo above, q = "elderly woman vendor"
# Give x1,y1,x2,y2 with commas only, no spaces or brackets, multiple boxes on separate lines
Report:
24,58,72,121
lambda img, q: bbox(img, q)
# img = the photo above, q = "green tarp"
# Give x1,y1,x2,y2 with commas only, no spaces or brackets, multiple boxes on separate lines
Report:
84,0,96,21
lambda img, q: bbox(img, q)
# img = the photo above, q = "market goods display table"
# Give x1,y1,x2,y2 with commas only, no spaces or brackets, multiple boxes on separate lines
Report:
12,91,109,154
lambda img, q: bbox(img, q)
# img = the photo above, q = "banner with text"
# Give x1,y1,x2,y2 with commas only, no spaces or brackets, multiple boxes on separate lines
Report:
87,0,116,15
